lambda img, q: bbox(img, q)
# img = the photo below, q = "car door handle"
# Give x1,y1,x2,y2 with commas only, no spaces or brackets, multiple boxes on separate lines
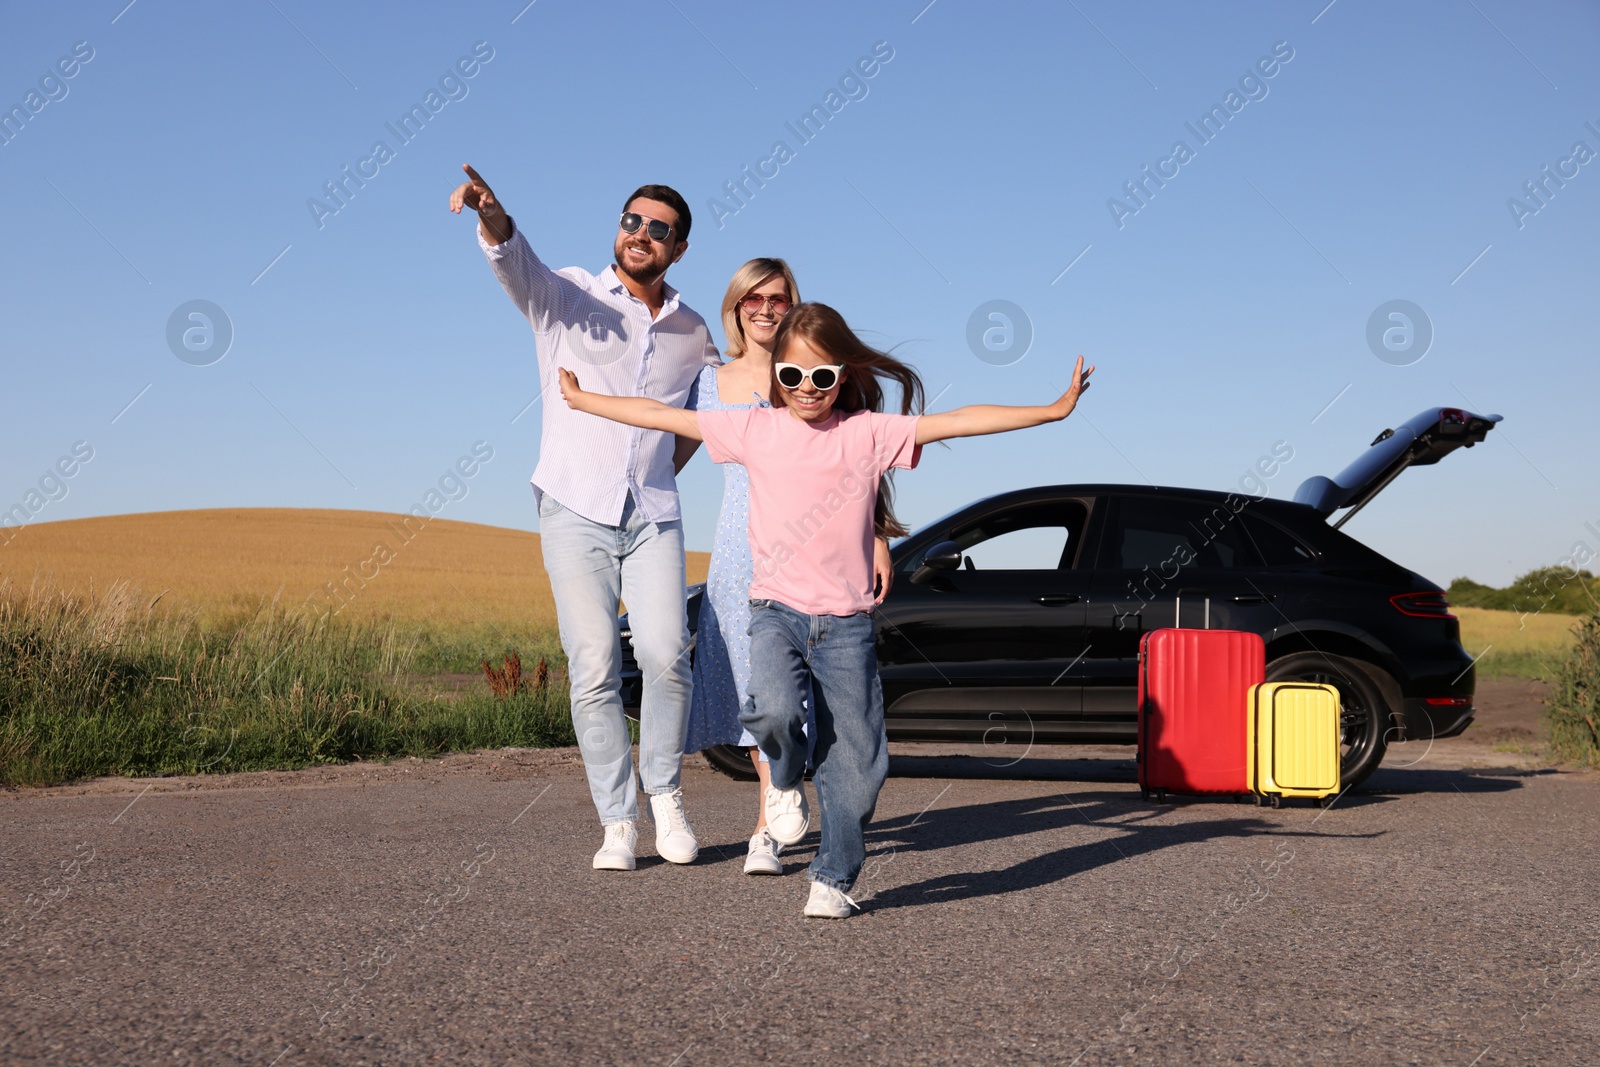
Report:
1035,594,1081,605
1230,594,1277,604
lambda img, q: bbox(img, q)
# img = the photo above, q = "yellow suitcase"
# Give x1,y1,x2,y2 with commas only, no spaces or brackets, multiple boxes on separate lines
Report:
1247,682,1341,807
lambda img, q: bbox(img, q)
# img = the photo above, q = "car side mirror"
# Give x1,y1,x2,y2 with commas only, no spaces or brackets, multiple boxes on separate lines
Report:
910,540,963,585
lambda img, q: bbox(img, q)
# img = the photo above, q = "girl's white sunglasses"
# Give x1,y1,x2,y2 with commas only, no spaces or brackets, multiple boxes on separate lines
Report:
775,362,844,391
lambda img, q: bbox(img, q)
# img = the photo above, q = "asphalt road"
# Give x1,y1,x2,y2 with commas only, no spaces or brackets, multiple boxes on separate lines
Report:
3,687,1597,1066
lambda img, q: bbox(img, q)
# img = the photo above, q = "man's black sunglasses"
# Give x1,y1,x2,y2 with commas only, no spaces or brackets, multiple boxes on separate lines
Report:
619,212,674,242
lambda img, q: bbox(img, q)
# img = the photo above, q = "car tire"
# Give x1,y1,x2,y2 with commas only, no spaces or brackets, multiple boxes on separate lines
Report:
700,743,759,781
1264,652,1390,790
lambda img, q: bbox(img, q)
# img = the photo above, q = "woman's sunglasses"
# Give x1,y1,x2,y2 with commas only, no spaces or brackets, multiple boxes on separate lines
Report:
619,212,674,242
775,362,845,391
739,294,793,316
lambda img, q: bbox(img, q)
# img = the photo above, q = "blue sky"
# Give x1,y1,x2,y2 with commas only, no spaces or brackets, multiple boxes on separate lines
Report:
2,0,1596,587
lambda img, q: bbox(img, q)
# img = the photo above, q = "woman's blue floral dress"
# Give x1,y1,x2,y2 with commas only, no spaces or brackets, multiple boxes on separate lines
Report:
683,363,768,753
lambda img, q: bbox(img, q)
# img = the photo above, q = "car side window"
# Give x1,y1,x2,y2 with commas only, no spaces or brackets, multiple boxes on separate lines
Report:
1107,496,1261,570
950,501,1089,571
1242,514,1318,566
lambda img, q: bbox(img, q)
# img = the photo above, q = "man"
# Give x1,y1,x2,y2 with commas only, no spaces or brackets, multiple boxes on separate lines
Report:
449,164,715,870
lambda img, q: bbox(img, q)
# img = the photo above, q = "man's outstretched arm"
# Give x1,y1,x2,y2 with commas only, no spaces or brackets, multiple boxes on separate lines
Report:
451,162,572,328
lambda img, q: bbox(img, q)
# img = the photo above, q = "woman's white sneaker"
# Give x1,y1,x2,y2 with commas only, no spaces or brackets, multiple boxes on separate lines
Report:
803,881,859,918
743,829,783,875
649,789,699,864
763,784,810,845
593,821,637,871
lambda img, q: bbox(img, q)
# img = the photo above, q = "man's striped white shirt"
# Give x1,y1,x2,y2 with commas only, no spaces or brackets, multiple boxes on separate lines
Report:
481,225,718,526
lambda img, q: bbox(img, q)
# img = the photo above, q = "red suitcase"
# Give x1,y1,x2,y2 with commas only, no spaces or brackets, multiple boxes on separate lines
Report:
1137,599,1264,801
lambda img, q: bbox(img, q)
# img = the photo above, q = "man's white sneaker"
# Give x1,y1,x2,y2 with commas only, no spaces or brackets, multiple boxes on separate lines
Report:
763,784,810,846
743,829,783,876
593,821,637,871
649,789,699,864
803,880,859,919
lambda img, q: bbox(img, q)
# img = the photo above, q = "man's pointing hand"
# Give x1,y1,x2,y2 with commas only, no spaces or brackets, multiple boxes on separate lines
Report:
449,163,511,244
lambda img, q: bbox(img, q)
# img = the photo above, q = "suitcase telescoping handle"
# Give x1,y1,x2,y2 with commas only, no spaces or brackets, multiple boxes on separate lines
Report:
1174,590,1210,629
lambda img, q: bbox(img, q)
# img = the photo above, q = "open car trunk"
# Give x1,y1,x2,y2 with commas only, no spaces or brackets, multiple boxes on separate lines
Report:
1295,407,1502,528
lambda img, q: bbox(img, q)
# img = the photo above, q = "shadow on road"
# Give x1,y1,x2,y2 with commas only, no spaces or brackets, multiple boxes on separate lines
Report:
689,761,1539,887
1310,763,1547,813
885,751,1544,802
888,751,1138,782
857,789,1381,912
853,763,1542,910
1360,764,1551,795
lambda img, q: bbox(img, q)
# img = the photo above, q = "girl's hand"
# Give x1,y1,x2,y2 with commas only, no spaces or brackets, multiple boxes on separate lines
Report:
558,367,586,409
1050,355,1095,421
873,537,894,604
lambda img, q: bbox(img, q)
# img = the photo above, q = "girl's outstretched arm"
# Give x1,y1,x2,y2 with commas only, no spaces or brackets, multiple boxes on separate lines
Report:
558,368,704,441
915,355,1094,445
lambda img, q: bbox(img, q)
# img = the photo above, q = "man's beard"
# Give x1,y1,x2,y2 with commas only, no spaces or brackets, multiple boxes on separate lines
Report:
614,243,665,284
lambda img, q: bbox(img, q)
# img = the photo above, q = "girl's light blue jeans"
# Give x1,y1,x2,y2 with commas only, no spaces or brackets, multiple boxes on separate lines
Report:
742,599,887,892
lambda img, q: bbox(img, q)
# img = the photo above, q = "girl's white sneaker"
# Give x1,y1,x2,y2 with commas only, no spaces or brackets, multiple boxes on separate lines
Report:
763,785,810,845
803,881,859,918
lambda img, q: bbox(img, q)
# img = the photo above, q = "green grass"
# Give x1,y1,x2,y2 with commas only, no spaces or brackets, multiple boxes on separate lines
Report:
401,623,566,675
0,580,575,787
1476,649,1565,681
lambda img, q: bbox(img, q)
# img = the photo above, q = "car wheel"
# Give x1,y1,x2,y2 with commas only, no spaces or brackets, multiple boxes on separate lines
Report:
1264,652,1390,790
701,743,759,781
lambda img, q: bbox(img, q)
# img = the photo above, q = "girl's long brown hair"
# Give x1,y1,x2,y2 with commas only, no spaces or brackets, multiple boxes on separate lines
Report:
770,302,927,538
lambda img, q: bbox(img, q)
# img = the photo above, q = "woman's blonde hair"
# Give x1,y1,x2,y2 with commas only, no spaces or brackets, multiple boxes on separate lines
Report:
720,258,801,359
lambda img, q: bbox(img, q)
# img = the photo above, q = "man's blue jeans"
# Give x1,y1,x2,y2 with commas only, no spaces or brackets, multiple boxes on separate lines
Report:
540,492,692,824
742,599,887,892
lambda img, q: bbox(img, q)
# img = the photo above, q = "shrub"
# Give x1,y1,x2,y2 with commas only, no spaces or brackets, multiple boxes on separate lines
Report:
1546,612,1600,768
1449,567,1599,616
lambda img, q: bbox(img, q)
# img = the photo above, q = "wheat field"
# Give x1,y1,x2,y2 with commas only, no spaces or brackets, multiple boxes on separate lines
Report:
0,510,1575,676
1456,604,1582,678
0,509,710,631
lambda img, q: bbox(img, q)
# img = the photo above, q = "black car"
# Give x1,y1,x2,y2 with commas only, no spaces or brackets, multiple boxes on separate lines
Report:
621,406,1499,789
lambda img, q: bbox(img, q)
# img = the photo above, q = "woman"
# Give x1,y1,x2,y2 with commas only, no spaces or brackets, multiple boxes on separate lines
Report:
681,259,893,875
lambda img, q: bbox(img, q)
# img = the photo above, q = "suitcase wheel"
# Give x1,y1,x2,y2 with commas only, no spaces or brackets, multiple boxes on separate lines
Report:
1269,795,1283,809
1318,795,1335,809
1140,788,1150,801
1155,789,1167,803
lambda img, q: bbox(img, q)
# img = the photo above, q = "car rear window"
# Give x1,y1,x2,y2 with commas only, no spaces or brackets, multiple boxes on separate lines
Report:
1242,514,1318,566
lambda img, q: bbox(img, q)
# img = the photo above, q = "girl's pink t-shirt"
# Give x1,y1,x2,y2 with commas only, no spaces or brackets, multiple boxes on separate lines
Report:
697,407,921,616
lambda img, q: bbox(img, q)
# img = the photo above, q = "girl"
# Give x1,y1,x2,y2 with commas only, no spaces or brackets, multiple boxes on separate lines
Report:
560,303,1093,918
682,261,895,877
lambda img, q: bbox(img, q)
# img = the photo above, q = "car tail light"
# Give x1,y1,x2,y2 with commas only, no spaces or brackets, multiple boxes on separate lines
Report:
1425,696,1471,706
1391,591,1455,618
